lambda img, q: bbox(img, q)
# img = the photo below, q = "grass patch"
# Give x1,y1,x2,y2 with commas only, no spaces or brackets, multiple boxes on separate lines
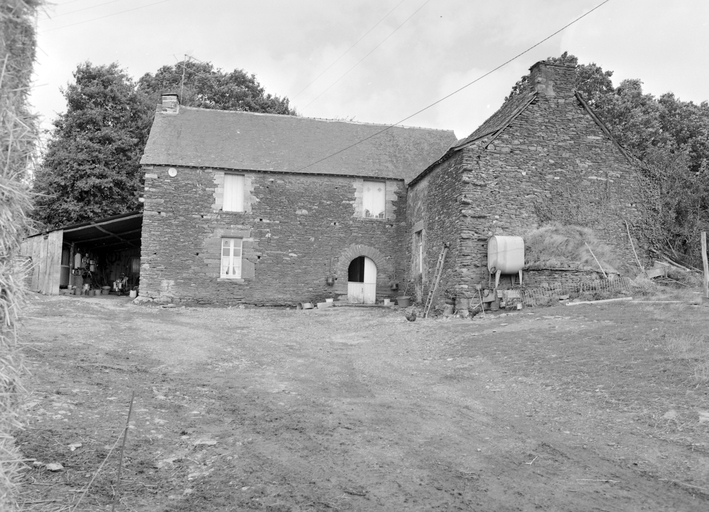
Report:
664,333,709,384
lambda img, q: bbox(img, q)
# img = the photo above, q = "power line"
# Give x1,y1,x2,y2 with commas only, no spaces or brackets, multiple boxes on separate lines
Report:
51,0,92,6
39,0,174,33
45,0,127,19
292,0,408,101
293,0,612,173
301,0,432,111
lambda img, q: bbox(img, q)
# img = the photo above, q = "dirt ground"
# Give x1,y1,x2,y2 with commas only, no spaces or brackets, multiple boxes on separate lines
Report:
13,292,709,511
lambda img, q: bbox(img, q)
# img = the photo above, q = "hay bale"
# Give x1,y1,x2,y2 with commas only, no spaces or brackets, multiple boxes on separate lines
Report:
525,223,622,274
1,1,43,510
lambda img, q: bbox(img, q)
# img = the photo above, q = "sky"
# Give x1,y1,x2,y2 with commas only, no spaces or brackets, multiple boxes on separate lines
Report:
30,0,709,139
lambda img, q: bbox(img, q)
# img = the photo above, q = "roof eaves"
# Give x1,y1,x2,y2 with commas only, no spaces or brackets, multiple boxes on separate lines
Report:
407,146,459,187
452,92,538,152
409,93,538,188
142,163,406,182
481,93,538,149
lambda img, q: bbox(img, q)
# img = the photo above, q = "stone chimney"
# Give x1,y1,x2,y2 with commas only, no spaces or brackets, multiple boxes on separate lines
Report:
528,61,576,99
158,93,180,114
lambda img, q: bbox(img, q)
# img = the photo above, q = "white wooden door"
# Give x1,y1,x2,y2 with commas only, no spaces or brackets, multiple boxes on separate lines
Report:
363,257,377,304
347,256,377,304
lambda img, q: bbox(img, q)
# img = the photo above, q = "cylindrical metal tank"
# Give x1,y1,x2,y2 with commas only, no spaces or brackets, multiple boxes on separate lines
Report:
487,236,524,274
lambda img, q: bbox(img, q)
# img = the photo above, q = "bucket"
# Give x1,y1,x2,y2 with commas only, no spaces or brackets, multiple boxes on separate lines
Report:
129,290,137,298
383,298,391,306
397,296,411,307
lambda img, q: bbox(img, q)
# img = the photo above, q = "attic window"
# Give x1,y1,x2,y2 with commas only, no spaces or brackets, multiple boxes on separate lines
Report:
223,174,244,212
362,180,385,219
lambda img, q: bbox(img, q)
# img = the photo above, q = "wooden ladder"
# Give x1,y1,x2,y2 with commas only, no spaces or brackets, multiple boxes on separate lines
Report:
423,243,449,318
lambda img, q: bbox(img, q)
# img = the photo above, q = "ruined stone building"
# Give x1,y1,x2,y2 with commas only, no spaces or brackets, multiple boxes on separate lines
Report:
407,62,642,305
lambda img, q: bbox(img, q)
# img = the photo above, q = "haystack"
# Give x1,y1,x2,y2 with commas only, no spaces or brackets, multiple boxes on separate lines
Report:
524,223,621,275
1,1,42,510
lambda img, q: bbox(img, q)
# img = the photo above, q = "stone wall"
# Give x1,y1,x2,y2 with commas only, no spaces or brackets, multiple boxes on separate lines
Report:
406,154,465,305
140,166,406,305
408,63,644,304
456,97,642,294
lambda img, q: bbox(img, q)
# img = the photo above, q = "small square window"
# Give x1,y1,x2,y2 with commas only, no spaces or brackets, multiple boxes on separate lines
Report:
220,238,242,278
362,180,385,219
223,174,244,212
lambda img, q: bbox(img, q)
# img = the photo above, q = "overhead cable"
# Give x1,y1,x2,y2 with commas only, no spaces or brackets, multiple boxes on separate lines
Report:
292,0,408,100
40,0,174,33
293,0,612,172
301,0,432,111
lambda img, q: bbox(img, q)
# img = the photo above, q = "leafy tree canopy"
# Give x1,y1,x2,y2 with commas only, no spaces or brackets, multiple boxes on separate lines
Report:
33,59,297,229
32,62,153,229
137,60,296,115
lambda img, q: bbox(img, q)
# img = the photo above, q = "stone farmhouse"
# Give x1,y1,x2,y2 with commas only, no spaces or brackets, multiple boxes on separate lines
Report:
138,98,456,305
23,61,643,309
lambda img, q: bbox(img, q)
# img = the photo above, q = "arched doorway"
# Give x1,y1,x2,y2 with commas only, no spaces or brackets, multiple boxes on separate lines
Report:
347,256,377,304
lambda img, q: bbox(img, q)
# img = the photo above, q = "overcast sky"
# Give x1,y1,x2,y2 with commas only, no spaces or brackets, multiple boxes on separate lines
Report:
31,0,709,139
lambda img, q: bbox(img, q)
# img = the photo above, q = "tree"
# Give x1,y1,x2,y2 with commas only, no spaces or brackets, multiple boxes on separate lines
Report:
33,59,296,229
638,146,709,264
32,62,153,228
138,59,296,115
592,78,668,160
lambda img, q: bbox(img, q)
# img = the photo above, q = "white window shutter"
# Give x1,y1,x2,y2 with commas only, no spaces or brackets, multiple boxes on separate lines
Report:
223,174,244,212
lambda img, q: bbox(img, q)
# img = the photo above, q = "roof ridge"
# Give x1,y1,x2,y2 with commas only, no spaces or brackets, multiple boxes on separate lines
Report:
176,105,455,133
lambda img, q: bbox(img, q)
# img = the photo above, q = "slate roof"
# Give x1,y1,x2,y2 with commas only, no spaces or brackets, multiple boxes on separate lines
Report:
141,107,457,182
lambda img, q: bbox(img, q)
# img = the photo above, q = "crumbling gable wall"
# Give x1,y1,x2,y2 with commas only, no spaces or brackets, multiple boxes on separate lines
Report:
409,62,643,303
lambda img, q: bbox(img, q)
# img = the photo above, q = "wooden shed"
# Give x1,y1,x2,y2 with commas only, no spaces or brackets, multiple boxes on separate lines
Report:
21,212,143,295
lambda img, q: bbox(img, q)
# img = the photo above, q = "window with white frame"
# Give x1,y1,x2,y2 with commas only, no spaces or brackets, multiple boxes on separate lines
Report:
223,174,245,212
221,238,242,278
362,180,385,219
